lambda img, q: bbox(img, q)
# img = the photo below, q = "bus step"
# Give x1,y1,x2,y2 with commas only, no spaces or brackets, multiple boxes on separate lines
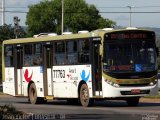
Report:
45,96,54,100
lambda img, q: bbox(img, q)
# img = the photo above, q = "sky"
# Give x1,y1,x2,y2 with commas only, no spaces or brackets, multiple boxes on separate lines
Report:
0,0,160,28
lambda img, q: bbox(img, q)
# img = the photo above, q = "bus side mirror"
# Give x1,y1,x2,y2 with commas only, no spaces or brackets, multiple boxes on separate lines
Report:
156,47,159,57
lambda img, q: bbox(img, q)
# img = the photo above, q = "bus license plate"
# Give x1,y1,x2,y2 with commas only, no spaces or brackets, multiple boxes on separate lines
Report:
131,89,140,94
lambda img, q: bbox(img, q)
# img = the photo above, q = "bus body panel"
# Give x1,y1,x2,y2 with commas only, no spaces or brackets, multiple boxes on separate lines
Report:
47,68,53,96
23,66,44,97
52,65,92,98
3,82,15,96
3,67,15,96
102,76,158,98
17,69,23,95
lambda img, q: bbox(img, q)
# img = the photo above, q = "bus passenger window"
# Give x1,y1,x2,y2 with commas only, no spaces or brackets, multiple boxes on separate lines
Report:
54,42,65,65
66,41,78,64
4,46,14,67
24,44,33,66
78,39,90,63
33,44,42,66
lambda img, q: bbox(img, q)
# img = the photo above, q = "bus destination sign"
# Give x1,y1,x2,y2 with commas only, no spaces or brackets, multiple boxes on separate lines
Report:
106,31,155,40
111,33,147,39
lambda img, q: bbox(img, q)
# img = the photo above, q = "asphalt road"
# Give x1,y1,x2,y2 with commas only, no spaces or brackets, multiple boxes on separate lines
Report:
0,94,160,120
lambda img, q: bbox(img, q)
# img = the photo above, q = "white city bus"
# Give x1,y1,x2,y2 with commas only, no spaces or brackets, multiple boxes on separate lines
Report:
2,28,159,107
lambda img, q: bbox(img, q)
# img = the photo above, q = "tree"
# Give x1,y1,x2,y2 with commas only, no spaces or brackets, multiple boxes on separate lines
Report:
26,0,116,35
0,24,15,42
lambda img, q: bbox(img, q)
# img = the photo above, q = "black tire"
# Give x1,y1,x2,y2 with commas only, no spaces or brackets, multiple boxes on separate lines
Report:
79,84,93,107
28,83,37,104
126,97,140,106
28,83,46,104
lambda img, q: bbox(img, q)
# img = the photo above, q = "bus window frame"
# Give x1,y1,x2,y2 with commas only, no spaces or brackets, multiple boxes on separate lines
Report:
78,38,91,64
54,41,66,65
23,43,33,67
66,40,78,65
52,38,92,66
4,45,14,67
32,43,43,66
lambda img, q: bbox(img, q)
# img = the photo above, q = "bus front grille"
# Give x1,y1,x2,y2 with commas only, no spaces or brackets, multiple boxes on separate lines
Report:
120,90,150,95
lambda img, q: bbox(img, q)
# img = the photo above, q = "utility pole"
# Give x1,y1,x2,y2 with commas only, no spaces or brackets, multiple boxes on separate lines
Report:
127,6,134,27
61,0,64,34
2,0,5,25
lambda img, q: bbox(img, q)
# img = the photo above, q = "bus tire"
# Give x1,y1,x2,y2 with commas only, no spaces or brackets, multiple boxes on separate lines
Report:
79,84,93,107
28,83,46,104
126,97,140,106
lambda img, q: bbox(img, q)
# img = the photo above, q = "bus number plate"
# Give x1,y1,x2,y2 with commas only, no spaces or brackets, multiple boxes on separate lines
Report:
131,89,140,94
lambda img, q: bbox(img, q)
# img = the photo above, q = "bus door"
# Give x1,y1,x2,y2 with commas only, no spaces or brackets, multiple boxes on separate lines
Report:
15,45,24,95
92,38,102,96
43,42,53,96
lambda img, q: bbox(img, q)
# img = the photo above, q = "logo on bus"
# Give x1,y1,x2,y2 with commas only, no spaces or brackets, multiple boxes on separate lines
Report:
24,69,33,83
80,70,90,82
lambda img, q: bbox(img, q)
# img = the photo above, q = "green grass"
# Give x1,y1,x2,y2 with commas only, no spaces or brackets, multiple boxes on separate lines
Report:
0,104,24,120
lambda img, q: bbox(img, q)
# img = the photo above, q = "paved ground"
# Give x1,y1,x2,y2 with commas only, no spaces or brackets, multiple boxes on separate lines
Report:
0,94,160,120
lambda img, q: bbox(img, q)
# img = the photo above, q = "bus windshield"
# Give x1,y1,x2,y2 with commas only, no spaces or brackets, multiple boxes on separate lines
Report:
103,40,157,73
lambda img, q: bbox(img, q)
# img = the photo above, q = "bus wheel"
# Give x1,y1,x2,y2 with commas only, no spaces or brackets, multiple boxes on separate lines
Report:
29,83,37,104
126,97,140,106
79,84,93,107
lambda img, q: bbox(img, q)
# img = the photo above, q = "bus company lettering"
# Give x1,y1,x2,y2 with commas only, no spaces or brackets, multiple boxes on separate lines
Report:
69,68,76,73
67,68,78,80
70,76,78,80
53,70,65,78
67,74,78,80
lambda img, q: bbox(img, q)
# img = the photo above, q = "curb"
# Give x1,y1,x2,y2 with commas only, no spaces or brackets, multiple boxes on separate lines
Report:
140,98,160,103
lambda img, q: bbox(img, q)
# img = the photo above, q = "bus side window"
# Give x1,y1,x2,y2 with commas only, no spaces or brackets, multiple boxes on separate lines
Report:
54,42,65,65
78,39,90,63
33,44,42,66
66,41,78,64
24,44,33,66
4,45,14,67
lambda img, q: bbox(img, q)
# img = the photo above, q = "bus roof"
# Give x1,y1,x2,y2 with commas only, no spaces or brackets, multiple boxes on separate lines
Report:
3,32,98,45
3,28,154,45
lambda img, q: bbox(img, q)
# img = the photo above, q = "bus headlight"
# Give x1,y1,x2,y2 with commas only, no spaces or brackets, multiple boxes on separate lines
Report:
113,83,120,87
105,80,120,87
149,79,157,86
149,82,154,86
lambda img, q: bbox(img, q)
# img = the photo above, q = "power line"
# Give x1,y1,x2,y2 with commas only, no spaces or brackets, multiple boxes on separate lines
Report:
65,11,160,14
135,6,160,8
0,10,27,13
0,5,160,9
1,10,160,14
99,12,160,13
97,6,160,8
0,7,28,9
